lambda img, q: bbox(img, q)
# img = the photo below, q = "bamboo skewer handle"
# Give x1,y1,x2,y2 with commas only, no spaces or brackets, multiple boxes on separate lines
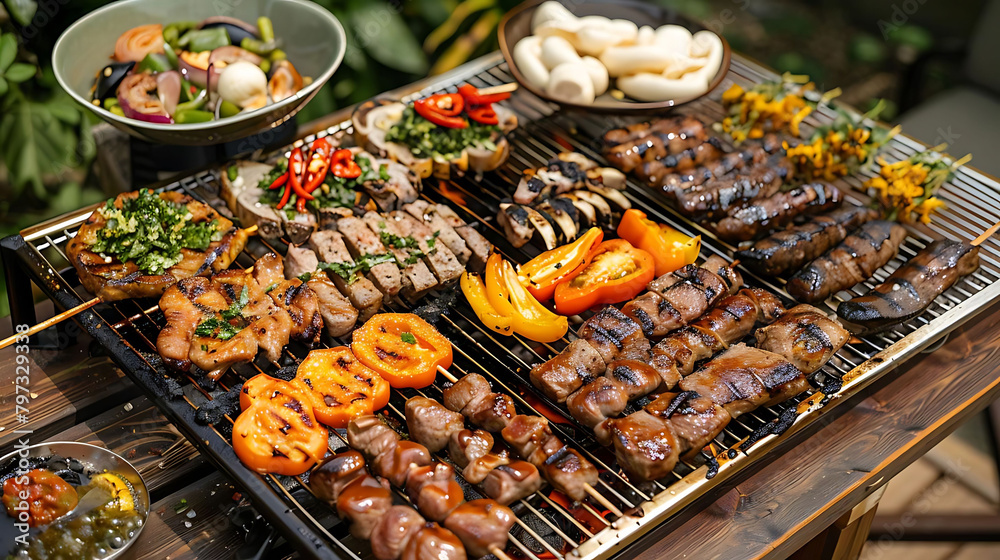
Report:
0,297,101,351
971,218,1000,246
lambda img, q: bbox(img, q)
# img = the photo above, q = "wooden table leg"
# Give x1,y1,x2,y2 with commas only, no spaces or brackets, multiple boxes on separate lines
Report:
790,485,887,560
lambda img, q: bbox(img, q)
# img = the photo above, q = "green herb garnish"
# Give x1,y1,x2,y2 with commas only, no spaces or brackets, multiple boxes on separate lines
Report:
194,318,241,341
400,332,417,345
227,164,239,182
380,231,419,250
221,285,249,320
297,272,313,282
385,105,501,160
318,252,397,284
89,189,222,275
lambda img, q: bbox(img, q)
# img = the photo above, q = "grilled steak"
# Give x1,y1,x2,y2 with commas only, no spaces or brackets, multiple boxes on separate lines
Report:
737,206,880,276
431,203,492,272
838,239,980,335
336,215,404,300
308,229,383,320
403,200,472,265
786,220,907,303
715,182,843,242
756,304,849,373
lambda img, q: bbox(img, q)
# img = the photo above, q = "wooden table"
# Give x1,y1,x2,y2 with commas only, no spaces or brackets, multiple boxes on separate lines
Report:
2,289,997,559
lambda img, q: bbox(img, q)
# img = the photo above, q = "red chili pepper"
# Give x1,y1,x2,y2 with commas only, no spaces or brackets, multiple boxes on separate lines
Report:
268,173,288,190
466,104,499,125
330,148,362,179
288,148,313,201
414,93,468,129
458,84,511,105
276,184,292,209
303,138,333,193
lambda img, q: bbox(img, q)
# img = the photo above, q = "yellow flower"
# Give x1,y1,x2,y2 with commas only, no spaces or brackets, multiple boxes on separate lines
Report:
722,84,744,104
916,198,946,223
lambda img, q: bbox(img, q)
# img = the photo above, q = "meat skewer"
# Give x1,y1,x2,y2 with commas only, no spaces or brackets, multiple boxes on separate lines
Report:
607,306,849,481
672,159,791,220
602,116,710,172
837,238,982,335
715,182,843,242
567,288,786,444
786,220,908,304
438,370,623,517
657,142,781,194
736,206,880,276
405,397,544,505
346,416,517,560
632,139,725,184
310,450,467,560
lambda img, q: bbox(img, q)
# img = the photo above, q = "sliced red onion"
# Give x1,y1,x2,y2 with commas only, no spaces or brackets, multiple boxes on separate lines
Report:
198,16,259,37
117,73,172,123
155,70,182,116
179,55,208,88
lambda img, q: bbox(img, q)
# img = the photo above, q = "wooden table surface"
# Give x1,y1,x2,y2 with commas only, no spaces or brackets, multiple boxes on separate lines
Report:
1,292,997,560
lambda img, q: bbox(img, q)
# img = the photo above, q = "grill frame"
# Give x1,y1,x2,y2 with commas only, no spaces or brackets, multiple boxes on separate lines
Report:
4,51,1000,560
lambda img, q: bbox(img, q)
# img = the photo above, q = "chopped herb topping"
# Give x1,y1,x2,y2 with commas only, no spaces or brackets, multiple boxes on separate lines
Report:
297,272,313,282
227,164,239,182
90,189,222,275
220,285,249,320
194,317,242,341
318,252,397,284
380,231,419,250
400,332,417,345
385,105,500,160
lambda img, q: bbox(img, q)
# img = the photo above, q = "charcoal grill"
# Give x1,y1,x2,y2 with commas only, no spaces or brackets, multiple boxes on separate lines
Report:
5,52,1000,560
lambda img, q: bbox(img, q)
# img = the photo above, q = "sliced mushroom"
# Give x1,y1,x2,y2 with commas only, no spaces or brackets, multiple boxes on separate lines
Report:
584,182,631,211
570,190,614,226
587,167,627,190
535,198,578,241
497,203,558,250
555,194,596,229
235,188,283,242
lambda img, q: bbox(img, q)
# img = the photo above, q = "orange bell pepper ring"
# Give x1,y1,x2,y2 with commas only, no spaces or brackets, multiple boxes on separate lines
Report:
617,209,700,277
518,227,604,301
233,374,328,476
291,347,391,428
351,313,453,389
553,239,655,316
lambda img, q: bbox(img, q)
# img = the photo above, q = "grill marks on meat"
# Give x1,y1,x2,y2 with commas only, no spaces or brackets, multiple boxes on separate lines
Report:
632,139,724,184
430,204,492,273
673,159,790,220
607,410,681,482
756,304,849,373
403,200,473,266
787,220,907,303
737,206,880,276
67,191,248,301
602,116,709,172
715,182,843,242
578,306,651,364
266,277,323,345
658,145,771,193
838,239,980,335
309,229,383,320
157,257,298,380
623,258,742,338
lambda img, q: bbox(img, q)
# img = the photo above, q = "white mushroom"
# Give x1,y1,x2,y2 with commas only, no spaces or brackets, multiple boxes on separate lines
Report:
654,25,694,54
547,61,596,104
531,1,577,31
215,60,268,109
617,72,708,103
637,25,656,45
540,35,581,70
600,45,694,77
580,56,609,96
513,36,550,88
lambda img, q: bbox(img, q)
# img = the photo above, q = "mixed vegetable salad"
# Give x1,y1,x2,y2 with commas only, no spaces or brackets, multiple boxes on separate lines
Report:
91,16,308,124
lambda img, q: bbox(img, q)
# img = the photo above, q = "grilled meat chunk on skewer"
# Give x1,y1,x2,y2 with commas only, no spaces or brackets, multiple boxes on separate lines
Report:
406,397,466,453
362,156,421,210
736,206,880,276
403,524,467,560
374,441,435,488
578,306,652,363
444,500,516,558
632,139,724,184
716,182,843,242
448,429,494,469
305,274,358,337
386,211,464,284
309,230,384,320
361,212,439,299
530,334,622,403
623,257,742,338
309,450,369,506
443,375,517,431
348,415,401,461
650,288,785,387
756,304,849,373
267,278,324,345
337,474,395,540
67,191,249,301
483,461,544,506
607,410,681,481
501,415,598,502
658,145,773,193
372,506,428,560
678,343,807,418
673,160,790,220
838,239,980,335
566,360,660,444
787,220,907,304
405,462,466,522
403,200,473,266
645,392,732,455
603,116,710,171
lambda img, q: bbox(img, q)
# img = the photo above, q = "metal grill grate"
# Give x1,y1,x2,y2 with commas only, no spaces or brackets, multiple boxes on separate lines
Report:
9,52,1000,560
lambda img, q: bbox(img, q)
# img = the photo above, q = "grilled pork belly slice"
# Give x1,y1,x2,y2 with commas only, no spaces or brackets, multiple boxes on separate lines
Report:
267,278,323,346
756,304,849,373
67,191,248,301
361,212,438,300
308,230,383,320
336,215,403,300
403,200,473,266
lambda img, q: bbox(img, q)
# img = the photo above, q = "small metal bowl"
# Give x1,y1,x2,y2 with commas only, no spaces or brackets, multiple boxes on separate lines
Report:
0,442,150,560
498,0,732,115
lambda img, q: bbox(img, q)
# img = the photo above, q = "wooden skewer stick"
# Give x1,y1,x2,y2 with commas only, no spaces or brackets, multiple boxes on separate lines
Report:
476,83,518,96
0,297,101,350
435,366,625,519
0,225,260,352
971,218,1000,246
490,546,514,560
